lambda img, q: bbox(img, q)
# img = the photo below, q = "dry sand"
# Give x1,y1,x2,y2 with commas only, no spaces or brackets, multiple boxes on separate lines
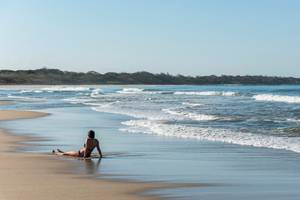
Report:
0,110,200,200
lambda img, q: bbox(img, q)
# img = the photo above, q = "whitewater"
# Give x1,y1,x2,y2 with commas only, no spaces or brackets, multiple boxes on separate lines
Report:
2,84,300,154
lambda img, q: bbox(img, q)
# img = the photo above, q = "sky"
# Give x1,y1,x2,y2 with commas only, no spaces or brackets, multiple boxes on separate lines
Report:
0,0,299,76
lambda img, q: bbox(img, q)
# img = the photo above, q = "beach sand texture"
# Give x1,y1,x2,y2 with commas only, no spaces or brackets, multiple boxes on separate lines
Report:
0,110,48,121
0,110,198,200
0,101,14,106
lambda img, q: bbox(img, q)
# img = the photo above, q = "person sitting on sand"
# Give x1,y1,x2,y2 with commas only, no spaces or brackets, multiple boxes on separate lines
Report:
52,130,103,158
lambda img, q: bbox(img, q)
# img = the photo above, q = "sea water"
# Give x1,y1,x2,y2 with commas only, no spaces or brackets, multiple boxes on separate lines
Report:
1,85,300,200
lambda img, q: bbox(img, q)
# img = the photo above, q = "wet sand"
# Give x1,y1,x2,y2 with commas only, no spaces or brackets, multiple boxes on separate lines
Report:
0,101,14,106
0,110,48,121
0,110,198,200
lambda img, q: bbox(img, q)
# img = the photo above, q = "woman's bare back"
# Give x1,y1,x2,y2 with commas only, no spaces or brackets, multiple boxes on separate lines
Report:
84,138,99,157
53,130,102,158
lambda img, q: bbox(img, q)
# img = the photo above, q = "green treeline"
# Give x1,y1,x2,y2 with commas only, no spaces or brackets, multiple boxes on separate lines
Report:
0,68,299,85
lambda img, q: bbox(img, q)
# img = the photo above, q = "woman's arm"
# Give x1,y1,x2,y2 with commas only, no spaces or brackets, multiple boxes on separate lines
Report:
96,141,103,158
83,139,88,158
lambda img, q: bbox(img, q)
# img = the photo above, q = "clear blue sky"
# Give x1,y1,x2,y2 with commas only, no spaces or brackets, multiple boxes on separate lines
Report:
0,0,299,76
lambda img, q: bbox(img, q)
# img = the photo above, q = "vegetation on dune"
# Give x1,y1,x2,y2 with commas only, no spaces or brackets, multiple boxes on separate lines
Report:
0,68,299,85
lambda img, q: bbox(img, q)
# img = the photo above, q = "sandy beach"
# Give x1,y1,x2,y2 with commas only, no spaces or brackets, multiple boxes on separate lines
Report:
1,1,300,199
0,108,198,200
1,85,300,200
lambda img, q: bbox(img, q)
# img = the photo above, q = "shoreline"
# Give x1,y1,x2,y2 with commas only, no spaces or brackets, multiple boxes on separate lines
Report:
0,109,200,200
1,85,300,200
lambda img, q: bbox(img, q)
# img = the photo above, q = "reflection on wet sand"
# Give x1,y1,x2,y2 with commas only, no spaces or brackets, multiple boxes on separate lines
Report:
84,159,101,175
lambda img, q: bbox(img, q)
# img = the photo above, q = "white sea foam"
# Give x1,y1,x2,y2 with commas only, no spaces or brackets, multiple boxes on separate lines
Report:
287,118,300,123
7,95,46,101
19,89,43,94
63,97,92,104
117,88,144,94
120,119,300,153
253,94,300,103
92,105,168,120
116,88,172,95
91,102,224,123
40,86,91,92
90,88,104,98
182,102,203,107
174,91,237,96
162,108,218,121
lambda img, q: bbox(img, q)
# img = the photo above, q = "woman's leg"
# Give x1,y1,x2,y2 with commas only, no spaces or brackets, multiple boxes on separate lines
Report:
57,149,64,153
62,151,80,156
52,149,79,157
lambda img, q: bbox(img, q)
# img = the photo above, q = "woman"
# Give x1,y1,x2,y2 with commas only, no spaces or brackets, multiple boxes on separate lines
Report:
53,130,103,158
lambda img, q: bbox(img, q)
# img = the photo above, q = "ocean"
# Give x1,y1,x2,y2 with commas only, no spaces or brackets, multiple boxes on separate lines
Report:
0,84,300,199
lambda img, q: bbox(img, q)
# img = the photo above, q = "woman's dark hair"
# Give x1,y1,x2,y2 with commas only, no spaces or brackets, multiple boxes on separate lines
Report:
88,130,95,139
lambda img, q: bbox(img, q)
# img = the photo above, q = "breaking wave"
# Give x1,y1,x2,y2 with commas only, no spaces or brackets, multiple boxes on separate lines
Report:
182,102,203,107
7,95,46,102
40,86,91,92
116,88,170,94
19,90,43,93
287,118,300,123
162,108,218,121
90,89,104,98
63,97,93,104
91,105,168,120
120,119,300,153
117,88,144,94
174,91,238,96
253,94,300,103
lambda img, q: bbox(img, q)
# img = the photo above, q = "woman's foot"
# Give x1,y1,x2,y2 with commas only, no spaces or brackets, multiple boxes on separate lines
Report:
57,149,64,153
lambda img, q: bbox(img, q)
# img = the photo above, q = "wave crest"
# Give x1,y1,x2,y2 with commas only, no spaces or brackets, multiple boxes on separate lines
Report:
41,86,91,92
7,95,46,102
120,119,300,153
90,89,104,98
117,88,144,94
162,108,218,121
174,91,238,96
182,102,203,107
253,94,300,103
